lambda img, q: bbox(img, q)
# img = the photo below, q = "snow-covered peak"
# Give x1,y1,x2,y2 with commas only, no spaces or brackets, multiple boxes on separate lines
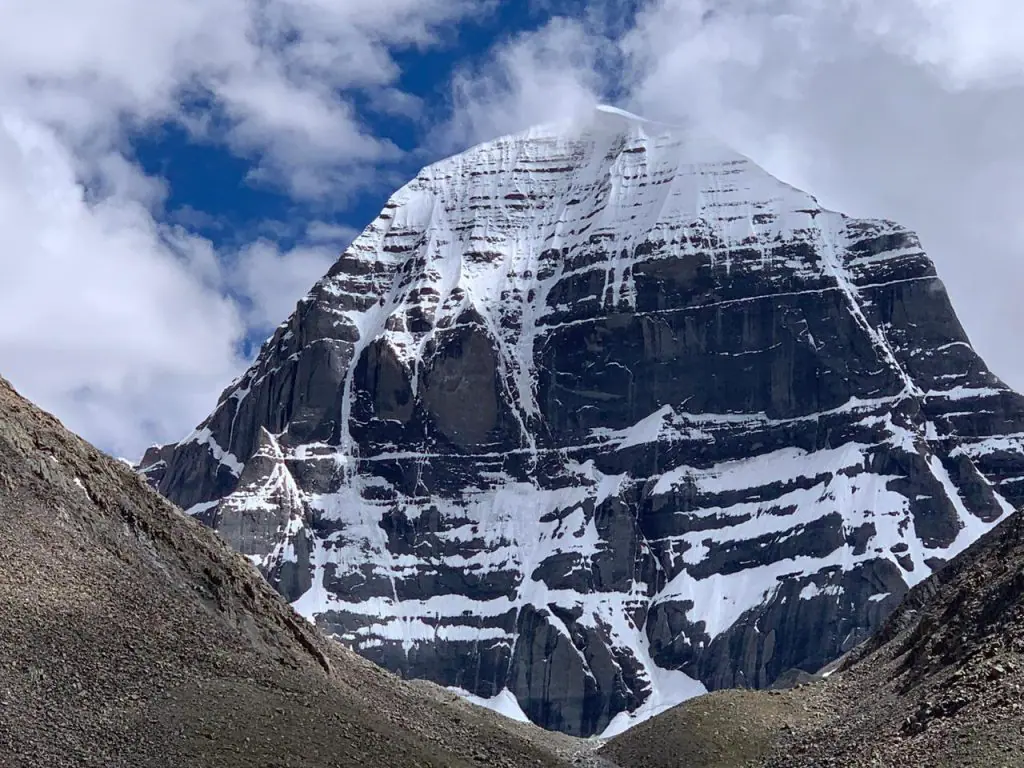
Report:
141,101,1024,738
344,105,821,275
311,105,829,438
594,103,651,122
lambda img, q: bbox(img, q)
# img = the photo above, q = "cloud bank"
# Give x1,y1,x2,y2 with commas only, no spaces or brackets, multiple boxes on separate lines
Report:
2,0,1022,457
0,0,473,456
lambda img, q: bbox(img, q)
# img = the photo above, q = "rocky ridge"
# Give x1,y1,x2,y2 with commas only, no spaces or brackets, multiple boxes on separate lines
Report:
602,507,1024,767
140,105,1024,736
767,505,1024,767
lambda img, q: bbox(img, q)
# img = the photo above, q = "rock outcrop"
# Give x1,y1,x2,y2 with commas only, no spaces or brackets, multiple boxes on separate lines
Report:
601,501,1024,768
140,106,1024,736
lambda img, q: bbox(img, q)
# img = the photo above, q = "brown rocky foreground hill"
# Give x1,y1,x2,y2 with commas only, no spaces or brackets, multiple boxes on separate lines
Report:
602,505,1024,768
0,376,592,768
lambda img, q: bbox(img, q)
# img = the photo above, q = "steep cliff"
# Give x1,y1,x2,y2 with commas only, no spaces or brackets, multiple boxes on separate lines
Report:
140,106,1024,736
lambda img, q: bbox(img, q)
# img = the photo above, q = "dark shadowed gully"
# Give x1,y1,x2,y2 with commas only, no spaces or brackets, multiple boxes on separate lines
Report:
140,107,1024,736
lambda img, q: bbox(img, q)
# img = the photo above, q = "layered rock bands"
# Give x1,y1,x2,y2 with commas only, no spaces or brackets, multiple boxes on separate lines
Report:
140,107,1024,736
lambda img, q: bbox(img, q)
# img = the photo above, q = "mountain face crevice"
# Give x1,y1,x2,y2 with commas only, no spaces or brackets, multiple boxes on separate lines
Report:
140,106,1024,736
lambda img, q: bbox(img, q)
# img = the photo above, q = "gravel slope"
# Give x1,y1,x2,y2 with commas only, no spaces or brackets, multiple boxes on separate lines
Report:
0,376,576,768
763,505,1024,768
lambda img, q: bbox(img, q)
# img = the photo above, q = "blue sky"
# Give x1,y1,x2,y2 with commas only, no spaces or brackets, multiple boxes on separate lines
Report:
130,2,633,242
131,3,557,247
127,1,620,358
3,0,1024,457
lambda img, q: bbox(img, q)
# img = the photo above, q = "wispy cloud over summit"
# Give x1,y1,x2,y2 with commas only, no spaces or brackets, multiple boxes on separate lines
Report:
1,0,1022,456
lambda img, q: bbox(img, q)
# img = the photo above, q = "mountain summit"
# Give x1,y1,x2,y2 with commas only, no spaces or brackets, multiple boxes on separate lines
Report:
140,107,1024,736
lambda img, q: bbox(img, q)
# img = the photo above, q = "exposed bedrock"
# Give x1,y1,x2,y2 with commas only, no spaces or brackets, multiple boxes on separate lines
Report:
140,108,1024,735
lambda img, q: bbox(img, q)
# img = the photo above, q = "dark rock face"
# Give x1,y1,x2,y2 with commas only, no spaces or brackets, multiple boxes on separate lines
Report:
140,108,1024,736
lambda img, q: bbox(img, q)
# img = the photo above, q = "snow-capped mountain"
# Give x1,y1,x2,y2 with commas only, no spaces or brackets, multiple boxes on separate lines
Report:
139,105,1024,737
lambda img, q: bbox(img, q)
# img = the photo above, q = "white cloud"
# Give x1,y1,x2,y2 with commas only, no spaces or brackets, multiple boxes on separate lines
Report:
0,0,482,197
840,0,1024,88
228,240,337,333
0,112,348,457
0,115,245,456
439,18,607,151
0,0,480,457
